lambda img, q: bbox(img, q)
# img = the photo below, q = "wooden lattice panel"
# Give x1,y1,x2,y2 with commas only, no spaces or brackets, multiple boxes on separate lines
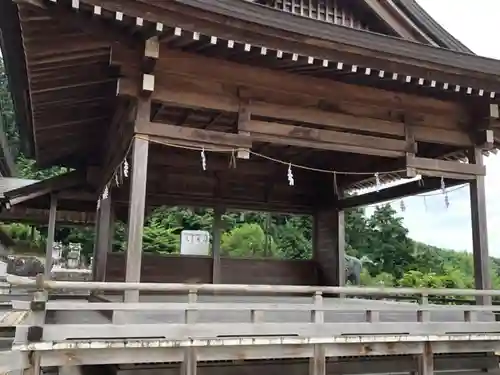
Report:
271,0,369,30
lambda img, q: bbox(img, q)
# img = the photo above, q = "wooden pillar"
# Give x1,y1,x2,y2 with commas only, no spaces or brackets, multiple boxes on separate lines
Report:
313,206,345,286
44,195,57,279
91,205,101,281
468,148,492,305
94,193,113,282
212,206,224,284
124,136,149,302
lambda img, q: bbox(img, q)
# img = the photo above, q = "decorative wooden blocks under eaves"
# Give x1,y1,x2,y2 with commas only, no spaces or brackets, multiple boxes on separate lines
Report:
54,0,499,101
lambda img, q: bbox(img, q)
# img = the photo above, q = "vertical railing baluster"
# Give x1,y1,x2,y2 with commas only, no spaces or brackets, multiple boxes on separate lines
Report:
182,289,198,375
464,309,475,322
309,291,325,375
365,309,379,323
417,293,430,323
24,274,48,375
251,309,264,323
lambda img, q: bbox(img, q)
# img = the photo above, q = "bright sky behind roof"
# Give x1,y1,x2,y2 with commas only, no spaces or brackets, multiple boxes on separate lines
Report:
374,1,500,254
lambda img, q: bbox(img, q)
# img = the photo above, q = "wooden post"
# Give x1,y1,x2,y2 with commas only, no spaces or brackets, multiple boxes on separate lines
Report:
182,290,198,375
313,207,345,286
212,206,224,283
91,205,101,281
418,342,434,375
94,193,113,282
309,291,325,375
468,148,492,305
44,195,57,279
124,136,149,302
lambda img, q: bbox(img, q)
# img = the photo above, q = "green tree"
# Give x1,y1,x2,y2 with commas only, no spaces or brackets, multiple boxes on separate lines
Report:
363,204,415,279
221,223,277,258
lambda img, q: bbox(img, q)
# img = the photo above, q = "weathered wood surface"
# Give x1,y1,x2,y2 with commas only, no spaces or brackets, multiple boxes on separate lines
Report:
96,294,495,325
113,355,499,375
106,254,319,286
10,295,500,369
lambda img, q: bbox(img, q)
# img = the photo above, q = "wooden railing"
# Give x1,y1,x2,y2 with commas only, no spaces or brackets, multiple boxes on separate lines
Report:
6,275,500,373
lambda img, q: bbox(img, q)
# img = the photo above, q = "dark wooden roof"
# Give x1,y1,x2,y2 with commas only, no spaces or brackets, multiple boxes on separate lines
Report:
0,0,117,167
1,0,499,174
394,0,472,53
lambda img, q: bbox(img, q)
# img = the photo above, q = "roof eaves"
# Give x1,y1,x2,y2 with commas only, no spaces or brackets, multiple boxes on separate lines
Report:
395,0,473,54
0,0,35,159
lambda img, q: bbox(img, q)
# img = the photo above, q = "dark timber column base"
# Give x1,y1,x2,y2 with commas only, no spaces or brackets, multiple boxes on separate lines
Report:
469,148,492,305
313,207,345,286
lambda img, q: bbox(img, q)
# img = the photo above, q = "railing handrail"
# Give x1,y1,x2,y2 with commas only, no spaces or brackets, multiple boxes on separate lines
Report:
6,274,500,299
10,300,500,313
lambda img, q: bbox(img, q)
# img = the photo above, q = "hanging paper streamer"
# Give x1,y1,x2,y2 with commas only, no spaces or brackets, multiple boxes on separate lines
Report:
102,185,109,200
375,172,381,192
115,173,120,187
123,160,129,178
287,163,294,186
229,150,237,169
201,148,207,171
333,172,338,196
440,177,449,208
400,199,406,212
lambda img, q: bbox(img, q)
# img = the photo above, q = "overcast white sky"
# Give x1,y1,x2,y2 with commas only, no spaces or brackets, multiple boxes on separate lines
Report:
374,1,500,255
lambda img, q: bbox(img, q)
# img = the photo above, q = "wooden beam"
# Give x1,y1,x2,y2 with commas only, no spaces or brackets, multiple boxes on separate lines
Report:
118,78,472,147
406,156,486,179
241,120,406,157
0,207,96,225
249,101,471,147
118,48,464,117
339,177,467,210
237,103,251,159
4,171,86,206
137,121,253,150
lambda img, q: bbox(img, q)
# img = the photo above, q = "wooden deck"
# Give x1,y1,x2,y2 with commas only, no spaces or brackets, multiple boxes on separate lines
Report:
5,277,500,373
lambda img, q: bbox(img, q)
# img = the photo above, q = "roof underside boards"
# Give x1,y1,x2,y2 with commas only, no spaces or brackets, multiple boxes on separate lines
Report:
0,0,117,165
0,0,499,195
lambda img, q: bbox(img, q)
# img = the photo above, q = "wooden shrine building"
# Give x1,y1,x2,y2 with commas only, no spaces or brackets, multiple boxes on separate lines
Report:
1,0,500,299
5,2,500,375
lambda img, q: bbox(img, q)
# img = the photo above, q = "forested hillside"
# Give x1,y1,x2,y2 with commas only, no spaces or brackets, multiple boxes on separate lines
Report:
2,57,499,289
